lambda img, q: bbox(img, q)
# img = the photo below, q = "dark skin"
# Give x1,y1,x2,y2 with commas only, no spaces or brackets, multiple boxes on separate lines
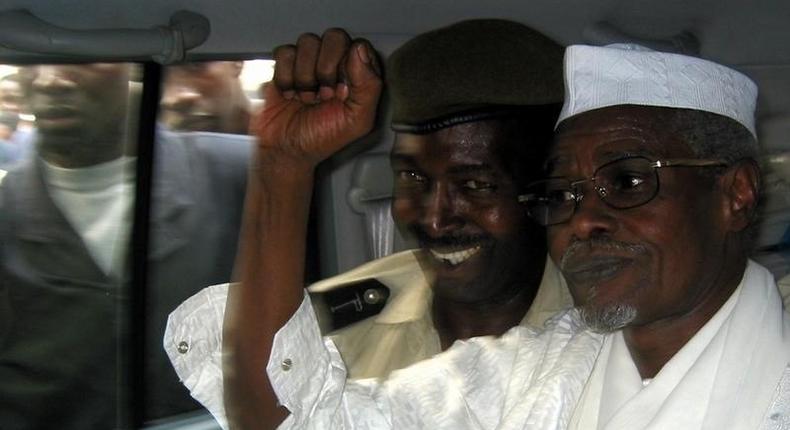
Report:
24,64,131,168
161,61,252,134
391,121,547,349
223,27,553,426
547,106,760,378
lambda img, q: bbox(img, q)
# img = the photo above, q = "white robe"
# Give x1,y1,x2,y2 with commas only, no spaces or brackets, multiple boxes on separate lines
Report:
569,260,790,429
166,260,790,429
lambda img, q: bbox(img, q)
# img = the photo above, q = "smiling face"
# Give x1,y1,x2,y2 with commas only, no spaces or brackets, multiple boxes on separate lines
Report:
546,105,744,332
391,119,547,305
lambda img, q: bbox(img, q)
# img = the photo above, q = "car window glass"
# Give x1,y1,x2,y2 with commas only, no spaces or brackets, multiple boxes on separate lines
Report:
0,59,276,429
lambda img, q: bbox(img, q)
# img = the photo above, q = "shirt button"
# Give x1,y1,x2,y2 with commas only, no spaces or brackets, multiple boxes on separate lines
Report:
281,358,293,371
177,341,189,354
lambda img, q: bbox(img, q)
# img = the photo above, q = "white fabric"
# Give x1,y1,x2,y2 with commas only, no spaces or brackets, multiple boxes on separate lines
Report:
166,286,597,430
268,295,602,430
569,284,738,429
167,260,790,429
164,249,573,415
267,263,790,429
42,156,135,277
164,283,229,429
557,44,758,137
311,250,572,378
266,260,790,429
362,199,395,259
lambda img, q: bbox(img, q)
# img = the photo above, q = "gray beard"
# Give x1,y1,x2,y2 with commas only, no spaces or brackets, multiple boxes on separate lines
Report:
579,303,637,333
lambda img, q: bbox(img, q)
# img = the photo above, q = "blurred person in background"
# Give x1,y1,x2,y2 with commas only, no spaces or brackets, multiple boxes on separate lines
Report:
0,63,250,429
0,73,33,168
160,61,253,135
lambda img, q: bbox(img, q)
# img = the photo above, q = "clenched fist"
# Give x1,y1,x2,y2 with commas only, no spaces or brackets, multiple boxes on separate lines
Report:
253,28,383,172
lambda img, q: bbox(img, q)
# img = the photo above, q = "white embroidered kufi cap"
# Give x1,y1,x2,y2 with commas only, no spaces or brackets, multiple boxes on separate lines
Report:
557,44,758,138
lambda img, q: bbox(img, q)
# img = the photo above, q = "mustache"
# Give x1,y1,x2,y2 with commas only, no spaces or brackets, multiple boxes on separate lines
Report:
411,228,489,248
559,237,647,271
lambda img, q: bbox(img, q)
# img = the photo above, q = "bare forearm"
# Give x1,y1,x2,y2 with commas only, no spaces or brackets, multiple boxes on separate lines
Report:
220,30,381,429
223,162,315,429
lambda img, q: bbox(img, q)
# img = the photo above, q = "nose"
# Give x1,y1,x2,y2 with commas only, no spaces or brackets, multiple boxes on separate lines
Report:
32,66,77,93
565,181,617,240
420,181,461,237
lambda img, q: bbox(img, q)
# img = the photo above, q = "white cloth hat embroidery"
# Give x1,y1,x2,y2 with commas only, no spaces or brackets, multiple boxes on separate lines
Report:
557,43,758,138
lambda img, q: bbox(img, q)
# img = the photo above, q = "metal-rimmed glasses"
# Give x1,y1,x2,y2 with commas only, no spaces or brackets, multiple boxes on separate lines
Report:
518,156,728,226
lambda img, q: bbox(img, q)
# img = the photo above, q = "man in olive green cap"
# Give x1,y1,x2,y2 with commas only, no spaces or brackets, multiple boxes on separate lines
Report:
316,18,573,379
165,19,572,427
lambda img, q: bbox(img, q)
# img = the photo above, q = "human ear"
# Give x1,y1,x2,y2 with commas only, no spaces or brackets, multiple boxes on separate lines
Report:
720,159,760,232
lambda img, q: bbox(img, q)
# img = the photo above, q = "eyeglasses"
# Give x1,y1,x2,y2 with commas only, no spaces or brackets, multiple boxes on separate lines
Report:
518,156,728,226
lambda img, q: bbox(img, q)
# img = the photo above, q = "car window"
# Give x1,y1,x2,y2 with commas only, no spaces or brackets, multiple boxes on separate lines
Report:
0,60,275,429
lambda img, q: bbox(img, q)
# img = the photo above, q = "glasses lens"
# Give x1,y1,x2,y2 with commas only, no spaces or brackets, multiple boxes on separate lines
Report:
596,157,659,209
521,179,576,226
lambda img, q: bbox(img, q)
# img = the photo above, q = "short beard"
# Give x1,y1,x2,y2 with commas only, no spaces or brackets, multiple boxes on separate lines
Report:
579,303,637,333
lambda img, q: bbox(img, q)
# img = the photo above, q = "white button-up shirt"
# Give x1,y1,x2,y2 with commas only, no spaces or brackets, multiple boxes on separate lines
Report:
165,285,601,429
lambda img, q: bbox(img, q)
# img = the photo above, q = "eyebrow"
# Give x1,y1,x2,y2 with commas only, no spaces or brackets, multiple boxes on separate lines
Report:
596,144,662,163
546,141,664,174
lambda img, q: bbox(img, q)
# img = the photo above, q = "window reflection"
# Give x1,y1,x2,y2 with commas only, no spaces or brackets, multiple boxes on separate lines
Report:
159,60,274,135
0,63,141,429
0,70,35,170
0,60,271,428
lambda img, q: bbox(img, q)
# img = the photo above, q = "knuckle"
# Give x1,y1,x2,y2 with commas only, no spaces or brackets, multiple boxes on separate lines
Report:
315,64,337,83
273,72,293,88
272,45,295,61
323,28,351,42
296,32,321,48
293,76,317,90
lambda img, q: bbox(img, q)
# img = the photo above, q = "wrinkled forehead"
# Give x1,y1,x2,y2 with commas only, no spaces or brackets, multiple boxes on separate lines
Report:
548,105,691,170
392,120,506,160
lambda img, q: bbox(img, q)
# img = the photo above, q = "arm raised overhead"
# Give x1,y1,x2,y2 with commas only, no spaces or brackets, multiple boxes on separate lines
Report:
221,28,383,429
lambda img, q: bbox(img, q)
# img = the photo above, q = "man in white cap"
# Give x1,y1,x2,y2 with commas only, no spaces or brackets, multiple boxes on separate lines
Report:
200,34,789,429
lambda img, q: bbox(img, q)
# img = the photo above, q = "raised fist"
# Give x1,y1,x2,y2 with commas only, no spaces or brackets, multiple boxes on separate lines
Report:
253,28,383,171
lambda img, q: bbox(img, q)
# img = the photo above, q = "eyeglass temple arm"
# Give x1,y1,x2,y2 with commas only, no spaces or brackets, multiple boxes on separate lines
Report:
652,159,728,168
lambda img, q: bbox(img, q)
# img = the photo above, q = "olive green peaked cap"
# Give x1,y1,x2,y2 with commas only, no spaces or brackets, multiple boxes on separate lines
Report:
387,19,564,133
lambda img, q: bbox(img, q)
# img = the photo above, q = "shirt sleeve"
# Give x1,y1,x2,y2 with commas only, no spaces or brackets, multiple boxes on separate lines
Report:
267,293,394,429
166,286,409,429
164,283,231,429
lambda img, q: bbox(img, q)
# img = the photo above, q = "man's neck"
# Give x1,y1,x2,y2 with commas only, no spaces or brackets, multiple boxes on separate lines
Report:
431,283,537,350
38,134,127,168
622,256,747,379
